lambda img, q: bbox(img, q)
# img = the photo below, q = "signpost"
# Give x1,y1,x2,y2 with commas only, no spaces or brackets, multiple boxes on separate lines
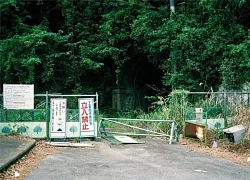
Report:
79,98,95,137
50,98,67,138
3,84,34,109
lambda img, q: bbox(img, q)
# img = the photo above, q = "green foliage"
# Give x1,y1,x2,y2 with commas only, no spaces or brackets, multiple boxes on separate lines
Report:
1,0,250,98
221,41,250,90
2,0,250,139
1,26,70,84
131,0,250,91
97,0,146,83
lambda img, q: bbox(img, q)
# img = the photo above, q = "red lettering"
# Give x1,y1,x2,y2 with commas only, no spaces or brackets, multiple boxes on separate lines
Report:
81,102,88,116
81,116,89,130
82,116,88,123
81,102,88,108
82,123,89,130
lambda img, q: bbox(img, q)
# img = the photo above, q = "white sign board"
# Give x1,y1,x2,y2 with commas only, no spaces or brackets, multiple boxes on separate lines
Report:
3,84,34,109
50,98,67,138
79,98,95,137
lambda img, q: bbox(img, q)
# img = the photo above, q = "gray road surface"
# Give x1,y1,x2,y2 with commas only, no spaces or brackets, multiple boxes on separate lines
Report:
25,138,250,180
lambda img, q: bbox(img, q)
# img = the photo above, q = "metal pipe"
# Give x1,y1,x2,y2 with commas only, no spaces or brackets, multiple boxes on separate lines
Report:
175,92,250,95
169,122,175,144
104,119,169,136
45,91,49,140
102,118,174,122
102,131,170,137
96,92,99,111
47,94,97,97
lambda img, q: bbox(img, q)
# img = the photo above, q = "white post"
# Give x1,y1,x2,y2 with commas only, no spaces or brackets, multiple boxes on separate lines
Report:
169,121,175,144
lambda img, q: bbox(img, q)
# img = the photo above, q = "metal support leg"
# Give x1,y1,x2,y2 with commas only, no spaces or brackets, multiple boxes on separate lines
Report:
98,119,107,136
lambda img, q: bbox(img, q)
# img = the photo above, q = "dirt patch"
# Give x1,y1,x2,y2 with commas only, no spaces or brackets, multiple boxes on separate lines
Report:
179,137,250,167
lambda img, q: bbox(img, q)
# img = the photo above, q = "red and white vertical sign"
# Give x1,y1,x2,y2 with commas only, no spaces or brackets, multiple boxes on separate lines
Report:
79,98,95,137
50,98,67,138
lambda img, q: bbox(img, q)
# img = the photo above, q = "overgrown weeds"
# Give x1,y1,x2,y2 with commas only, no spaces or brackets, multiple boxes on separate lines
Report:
232,105,250,140
218,139,250,153
100,89,250,153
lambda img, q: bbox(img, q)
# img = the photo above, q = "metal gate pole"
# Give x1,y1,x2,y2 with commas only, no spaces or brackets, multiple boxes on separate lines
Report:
95,92,100,138
46,91,49,140
169,122,175,144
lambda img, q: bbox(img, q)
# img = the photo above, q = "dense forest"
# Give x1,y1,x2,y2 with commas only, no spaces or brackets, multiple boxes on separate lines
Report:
1,0,250,109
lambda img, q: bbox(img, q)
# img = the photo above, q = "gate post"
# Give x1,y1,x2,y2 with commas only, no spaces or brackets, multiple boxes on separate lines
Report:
46,91,49,140
96,92,100,139
169,122,175,144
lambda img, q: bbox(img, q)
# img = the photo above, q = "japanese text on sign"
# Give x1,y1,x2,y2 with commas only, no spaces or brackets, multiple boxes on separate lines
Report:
3,84,34,109
79,99,94,132
50,98,67,138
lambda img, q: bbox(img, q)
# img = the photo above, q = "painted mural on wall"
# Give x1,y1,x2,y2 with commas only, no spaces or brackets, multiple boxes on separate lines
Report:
0,122,46,138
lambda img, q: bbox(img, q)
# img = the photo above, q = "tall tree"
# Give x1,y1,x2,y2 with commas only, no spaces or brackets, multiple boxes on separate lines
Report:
1,0,250,97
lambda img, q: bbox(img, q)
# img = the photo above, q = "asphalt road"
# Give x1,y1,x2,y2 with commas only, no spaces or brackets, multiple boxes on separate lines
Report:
25,138,250,180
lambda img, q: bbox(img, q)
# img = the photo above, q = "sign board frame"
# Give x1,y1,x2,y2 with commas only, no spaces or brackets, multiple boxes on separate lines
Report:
3,84,34,109
79,98,95,137
50,98,67,138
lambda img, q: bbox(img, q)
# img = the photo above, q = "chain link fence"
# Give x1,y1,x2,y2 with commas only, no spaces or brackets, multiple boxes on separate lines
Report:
0,94,99,123
0,94,47,122
0,93,99,138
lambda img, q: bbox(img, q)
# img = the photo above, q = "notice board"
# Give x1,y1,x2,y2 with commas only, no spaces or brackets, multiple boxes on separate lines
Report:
3,84,34,109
